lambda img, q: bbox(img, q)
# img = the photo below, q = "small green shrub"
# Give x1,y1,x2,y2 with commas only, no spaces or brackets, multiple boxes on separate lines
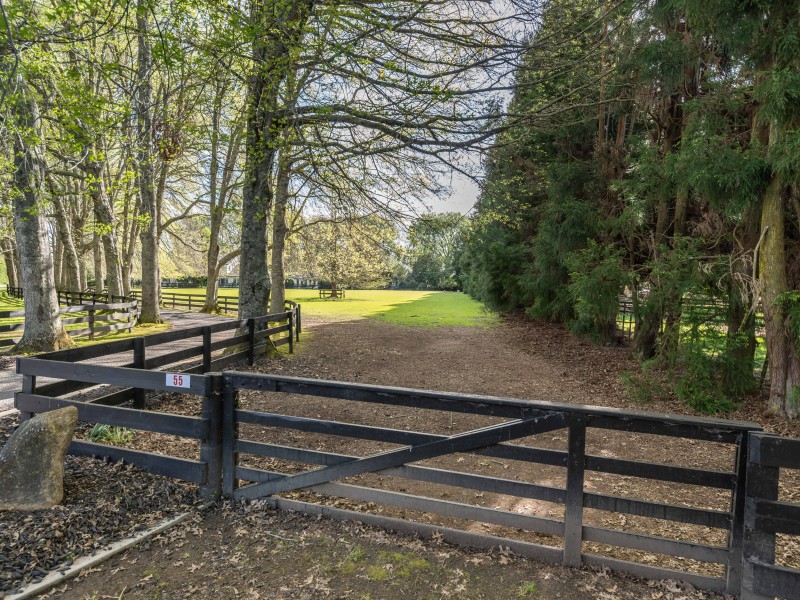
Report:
89,424,135,445
674,350,737,414
518,581,538,596
620,361,669,404
565,241,630,344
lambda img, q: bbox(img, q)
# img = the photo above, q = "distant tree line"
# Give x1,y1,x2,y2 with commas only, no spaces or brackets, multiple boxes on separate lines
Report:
458,0,800,417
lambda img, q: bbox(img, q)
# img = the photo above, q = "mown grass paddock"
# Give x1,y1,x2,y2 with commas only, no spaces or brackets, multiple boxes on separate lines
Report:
134,287,499,328
13,330,800,598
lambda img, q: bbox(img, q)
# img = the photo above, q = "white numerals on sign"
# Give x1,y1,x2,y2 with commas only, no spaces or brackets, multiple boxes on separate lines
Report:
166,373,191,389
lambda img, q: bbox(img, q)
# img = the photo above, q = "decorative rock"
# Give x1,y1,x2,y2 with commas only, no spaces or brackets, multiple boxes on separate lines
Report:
0,407,78,510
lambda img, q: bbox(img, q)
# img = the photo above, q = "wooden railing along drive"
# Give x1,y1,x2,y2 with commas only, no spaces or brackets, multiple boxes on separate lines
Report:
15,305,299,498
130,290,239,313
11,299,800,598
2,285,139,346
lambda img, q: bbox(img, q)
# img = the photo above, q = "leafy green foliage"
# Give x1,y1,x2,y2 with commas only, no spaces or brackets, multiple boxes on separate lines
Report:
89,424,135,445
401,213,467,291
674,349,738,414
523,196,599,323
456,0,796,414
566,241,630,343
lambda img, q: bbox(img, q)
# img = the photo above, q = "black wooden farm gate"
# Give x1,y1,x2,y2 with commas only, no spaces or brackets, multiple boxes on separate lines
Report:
13,361,800,598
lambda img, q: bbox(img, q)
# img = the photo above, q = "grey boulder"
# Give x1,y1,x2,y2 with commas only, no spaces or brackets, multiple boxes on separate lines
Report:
0,407,78,510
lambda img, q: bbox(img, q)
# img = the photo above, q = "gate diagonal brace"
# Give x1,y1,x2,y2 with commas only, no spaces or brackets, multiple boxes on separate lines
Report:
234,411,567,500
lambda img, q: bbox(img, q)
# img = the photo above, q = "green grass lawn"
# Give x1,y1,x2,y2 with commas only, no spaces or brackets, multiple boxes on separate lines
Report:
158,288,499,328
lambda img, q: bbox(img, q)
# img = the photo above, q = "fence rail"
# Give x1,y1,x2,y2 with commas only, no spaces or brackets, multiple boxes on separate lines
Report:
221,373,761,595
2,286,139,346
15,304,300,497
127,291,301,327
616,296,766,341
130,290,240,313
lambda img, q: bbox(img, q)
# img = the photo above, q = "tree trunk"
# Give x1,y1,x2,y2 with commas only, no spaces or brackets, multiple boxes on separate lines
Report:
633,91,685,360
122,192,139,297
53,235,63,290
204,260,221,312
269,153,292,314
759,163,800,417
723,205,760,396
11,82,72,352
136,0,162,323
79,255,87,290
1,238,18,288
93,230,104,293
204,86,223,313
50,191,82,291
238,0,314,320
88,159,124,296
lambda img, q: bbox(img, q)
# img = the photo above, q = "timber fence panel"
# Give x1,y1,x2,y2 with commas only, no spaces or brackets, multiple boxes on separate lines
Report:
10,298,297,495
17,357,210,396
221,371,761,596
69,441,207,484
15,393,209,438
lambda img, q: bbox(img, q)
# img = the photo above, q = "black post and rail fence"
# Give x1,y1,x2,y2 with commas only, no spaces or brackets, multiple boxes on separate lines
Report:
9,294,800,598
129,290,240,314
14,338,800,597
15,304,300,499
2,285,139,347
3,285,301,346
741,433,800,599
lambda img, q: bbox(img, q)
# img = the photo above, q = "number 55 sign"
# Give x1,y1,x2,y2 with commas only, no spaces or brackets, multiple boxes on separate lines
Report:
166,373,191,389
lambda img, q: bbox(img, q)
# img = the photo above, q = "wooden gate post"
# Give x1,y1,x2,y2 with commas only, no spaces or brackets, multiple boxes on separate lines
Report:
200,373,224,500
221,378,239,499
725,431,750,595
16,373,35,422
288,311,294,354
563,413,587,567
202,326,212,372
742,432,780,600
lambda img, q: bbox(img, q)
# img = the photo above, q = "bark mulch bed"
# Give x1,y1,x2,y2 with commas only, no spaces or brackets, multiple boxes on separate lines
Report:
0,415,198,598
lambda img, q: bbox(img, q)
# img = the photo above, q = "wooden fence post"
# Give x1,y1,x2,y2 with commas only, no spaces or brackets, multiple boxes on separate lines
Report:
88,307,95,341
296,304,301,340
247,318,255,366
202,326,212,372
200,373,224,500
288,311,294,354
742,433,780,600
725,431,750,595
17,373,35,422
222,379,238,499
563,413,586,567
133,337,146,409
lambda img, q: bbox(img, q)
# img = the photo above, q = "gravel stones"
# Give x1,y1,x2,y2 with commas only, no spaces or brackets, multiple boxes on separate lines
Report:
0,416,198,597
